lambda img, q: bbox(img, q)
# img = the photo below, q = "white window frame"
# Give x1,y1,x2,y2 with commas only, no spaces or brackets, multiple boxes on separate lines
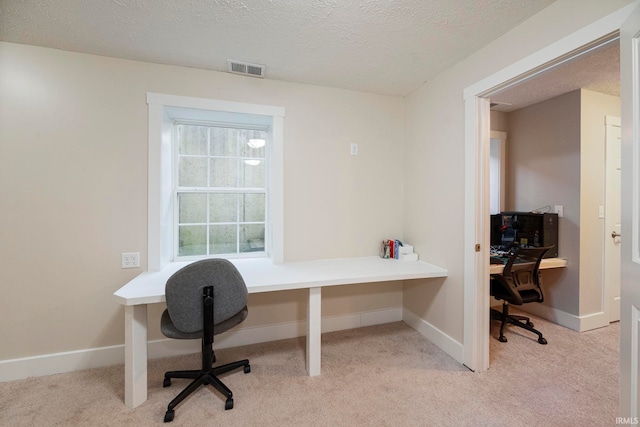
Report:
147,93,285,271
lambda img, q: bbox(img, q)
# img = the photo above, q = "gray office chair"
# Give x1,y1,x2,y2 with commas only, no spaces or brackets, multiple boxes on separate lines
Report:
161,259,251,422
490,246,552,345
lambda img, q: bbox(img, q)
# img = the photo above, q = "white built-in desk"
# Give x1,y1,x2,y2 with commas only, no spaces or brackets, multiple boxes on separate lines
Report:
489,257,568,275
113,256,448,408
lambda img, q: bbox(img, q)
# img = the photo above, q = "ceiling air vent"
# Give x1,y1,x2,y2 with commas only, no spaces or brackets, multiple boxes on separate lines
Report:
227,59,265,78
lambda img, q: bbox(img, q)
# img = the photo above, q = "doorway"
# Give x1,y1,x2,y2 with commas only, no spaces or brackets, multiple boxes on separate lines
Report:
462,7,632,372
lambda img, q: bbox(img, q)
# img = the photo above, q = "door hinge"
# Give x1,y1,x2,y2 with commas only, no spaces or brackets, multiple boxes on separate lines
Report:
475,244,481,252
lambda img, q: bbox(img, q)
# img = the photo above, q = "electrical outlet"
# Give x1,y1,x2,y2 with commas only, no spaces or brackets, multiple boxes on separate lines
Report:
554,205,564,218
350,143,358,156
121,252,140,269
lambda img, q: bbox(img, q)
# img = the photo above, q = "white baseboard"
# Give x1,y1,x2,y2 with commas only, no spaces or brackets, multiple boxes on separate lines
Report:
0,307,403,383
402,308,464,364
510,303,609,332
0,344,126,383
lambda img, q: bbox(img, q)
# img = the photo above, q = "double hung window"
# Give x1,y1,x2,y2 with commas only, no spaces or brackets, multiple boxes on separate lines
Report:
147,93,284,270
175,123,269,258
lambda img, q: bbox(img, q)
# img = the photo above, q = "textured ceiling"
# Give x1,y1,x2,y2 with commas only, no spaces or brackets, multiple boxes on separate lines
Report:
491,40,620,112
0,0,557,96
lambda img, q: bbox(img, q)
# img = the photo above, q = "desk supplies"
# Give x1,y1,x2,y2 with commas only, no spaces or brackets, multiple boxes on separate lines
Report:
380,240,418,261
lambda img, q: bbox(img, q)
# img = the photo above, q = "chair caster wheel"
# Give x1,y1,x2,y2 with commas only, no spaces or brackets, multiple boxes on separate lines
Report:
244,364,251,374
538,337,548,345
164,410,175,422
225,398,234,410
498,336,508,343
163,378,171,387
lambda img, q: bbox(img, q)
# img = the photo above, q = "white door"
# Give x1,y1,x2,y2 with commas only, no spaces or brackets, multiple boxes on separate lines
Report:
605,116,622,322
620,2,640,418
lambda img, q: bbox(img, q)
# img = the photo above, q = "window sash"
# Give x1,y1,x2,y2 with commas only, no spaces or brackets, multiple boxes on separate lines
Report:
173,121,269,259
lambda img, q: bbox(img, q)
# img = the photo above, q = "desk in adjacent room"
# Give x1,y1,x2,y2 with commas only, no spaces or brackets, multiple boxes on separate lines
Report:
489,257,568,275
113,256,448,408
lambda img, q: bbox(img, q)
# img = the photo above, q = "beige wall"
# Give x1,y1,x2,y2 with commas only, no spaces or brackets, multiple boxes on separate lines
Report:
507,90,582,314
402,0,632,343
490,111,510,133
0,42,404,360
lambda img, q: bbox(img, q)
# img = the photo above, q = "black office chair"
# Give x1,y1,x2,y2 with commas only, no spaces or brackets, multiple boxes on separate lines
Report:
160,259,251,422
490,246,553,345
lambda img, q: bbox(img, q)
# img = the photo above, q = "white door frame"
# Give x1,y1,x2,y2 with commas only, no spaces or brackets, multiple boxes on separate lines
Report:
619,1,640,417
462,4,636,372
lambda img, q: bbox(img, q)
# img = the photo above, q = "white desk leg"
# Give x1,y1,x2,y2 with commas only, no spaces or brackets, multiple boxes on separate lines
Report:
307,287,321,376
124,304,148,408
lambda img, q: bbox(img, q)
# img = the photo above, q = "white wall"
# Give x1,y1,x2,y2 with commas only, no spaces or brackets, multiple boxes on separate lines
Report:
0,41,405,362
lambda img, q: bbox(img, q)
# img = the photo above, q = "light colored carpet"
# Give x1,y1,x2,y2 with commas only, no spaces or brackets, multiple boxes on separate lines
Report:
0,310,619,426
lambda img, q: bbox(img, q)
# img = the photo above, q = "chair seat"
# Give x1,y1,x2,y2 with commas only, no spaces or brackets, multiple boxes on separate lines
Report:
161,306,248,340
519,290,542,303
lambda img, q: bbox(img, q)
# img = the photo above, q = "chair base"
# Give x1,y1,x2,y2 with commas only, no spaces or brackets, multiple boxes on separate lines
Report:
163,359,250,423
491,303,547,345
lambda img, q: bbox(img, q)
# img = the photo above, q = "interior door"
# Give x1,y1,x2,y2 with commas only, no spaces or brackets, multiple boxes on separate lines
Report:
605,116,622,323
620,2,640,418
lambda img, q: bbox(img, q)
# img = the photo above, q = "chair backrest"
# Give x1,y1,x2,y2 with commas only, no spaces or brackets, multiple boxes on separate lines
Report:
165,258,248,334
502,246,552,293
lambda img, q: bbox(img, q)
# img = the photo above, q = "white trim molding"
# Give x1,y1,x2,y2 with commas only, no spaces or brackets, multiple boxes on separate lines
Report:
403,308,464,364
146,93,285,271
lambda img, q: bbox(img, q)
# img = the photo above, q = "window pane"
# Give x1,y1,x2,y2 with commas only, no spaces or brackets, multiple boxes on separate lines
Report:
239,129,267,158
210,127,237,157
240,224,265,253
209,193,237,223
240,193,265,222
210,158,237,187
178,193,207,223
178,125,208,155
209,224,237,254
240,160,265,188
179,157,208,187
178,225,207,256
